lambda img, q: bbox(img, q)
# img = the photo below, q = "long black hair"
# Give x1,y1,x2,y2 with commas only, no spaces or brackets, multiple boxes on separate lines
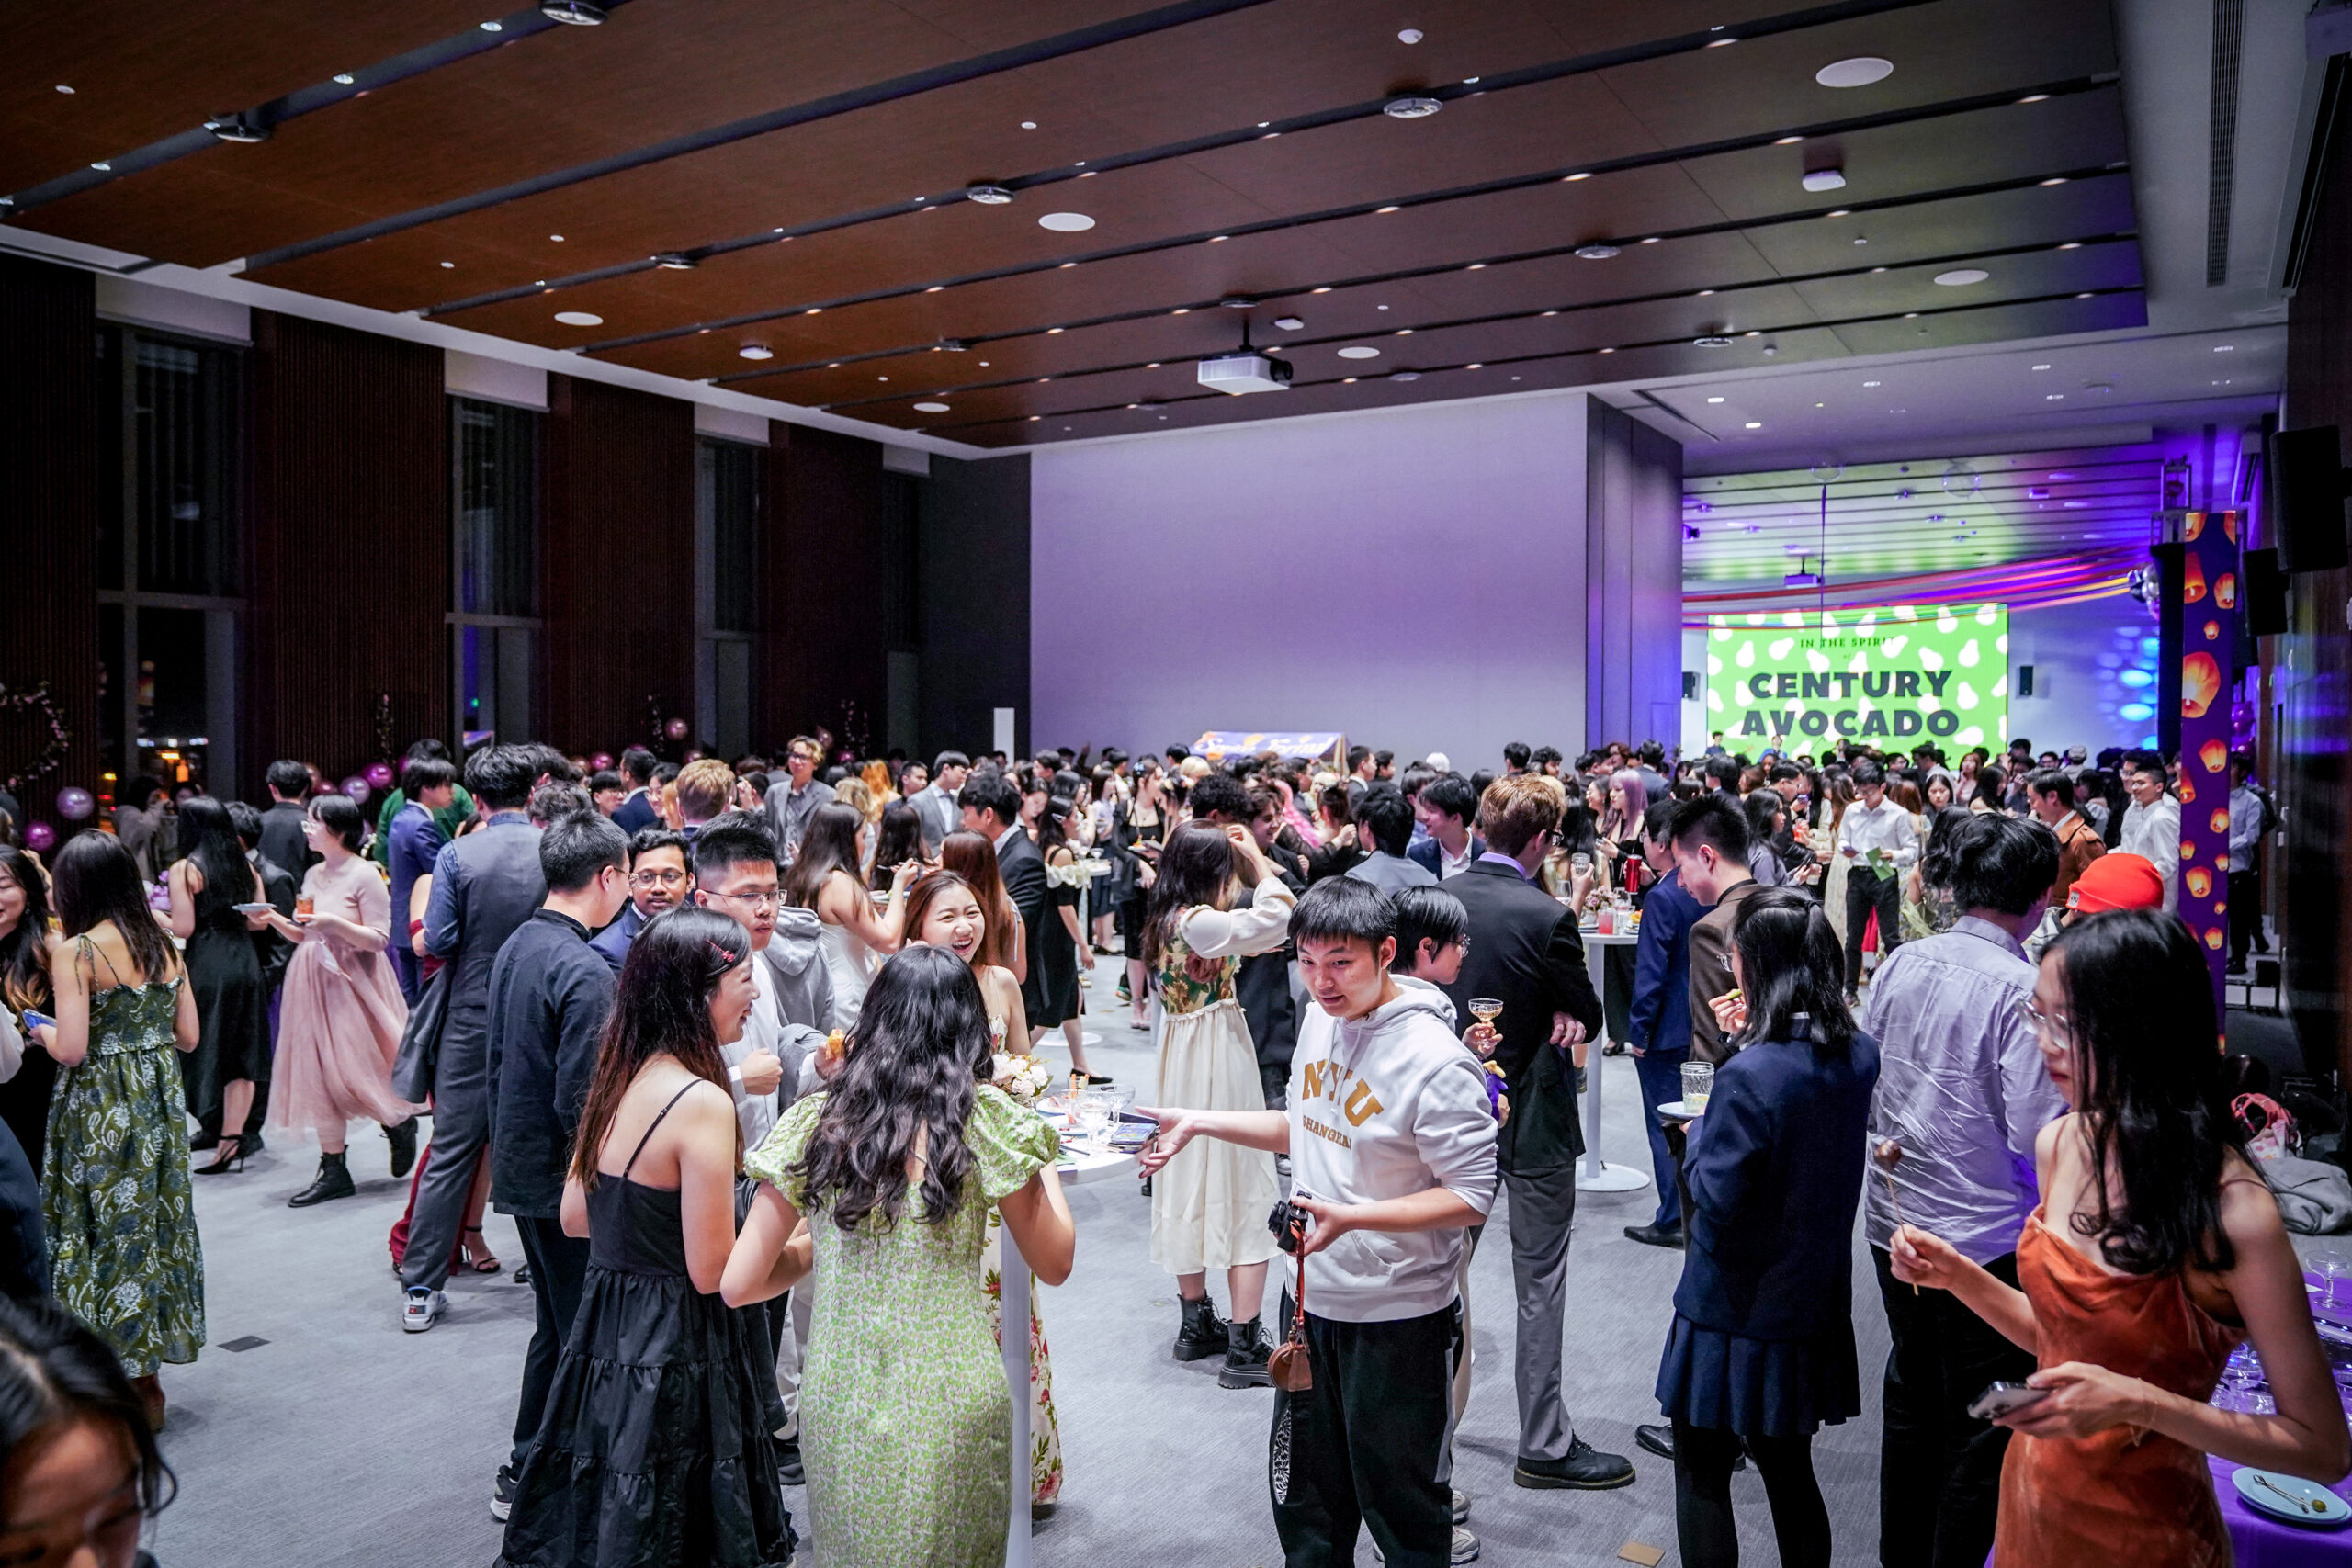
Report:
0,847,52,1014
1728,884,1855,1055
177,795,254,921
1141,819,1236,967
51,834,175,986
2045,909,2244,1276
792,943,993,1234
0,1293,174,1517
782,802,865,909
569,906,747,1189
868,801,926,888
1037,794,1079,860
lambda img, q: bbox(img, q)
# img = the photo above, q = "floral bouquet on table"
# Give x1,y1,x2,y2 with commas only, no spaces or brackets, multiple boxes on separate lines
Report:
990,1048,1058,1105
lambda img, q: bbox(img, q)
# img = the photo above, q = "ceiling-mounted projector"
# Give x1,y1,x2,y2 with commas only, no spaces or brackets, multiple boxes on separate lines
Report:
1198,352,1293,394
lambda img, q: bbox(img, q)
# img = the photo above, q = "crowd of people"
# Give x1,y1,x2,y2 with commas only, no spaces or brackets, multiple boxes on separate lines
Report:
0,720,2331,1568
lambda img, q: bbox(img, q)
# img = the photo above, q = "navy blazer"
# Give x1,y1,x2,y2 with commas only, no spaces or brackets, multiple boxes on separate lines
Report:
610,790,660,838
1407,833,1485,879
1626,868,1700,1057
1676,1027,1880,1340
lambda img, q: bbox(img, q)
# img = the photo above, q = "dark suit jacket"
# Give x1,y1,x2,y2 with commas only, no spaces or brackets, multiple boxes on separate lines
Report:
589,901,643,975
424,815,547,1093
1626,867,1700,1057
1407,833,1485,879
1688,879,1764,1065
257,800,316,879
1237,865,1306,1070
1441,857,1604,1174
1678,1029,1879,1339
997,831,1048,1010
253,853,300,995
487,908,617,1219
610,790,659,837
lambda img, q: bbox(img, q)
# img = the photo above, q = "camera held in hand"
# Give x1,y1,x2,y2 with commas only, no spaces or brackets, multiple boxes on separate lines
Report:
1269,1194,1313,1255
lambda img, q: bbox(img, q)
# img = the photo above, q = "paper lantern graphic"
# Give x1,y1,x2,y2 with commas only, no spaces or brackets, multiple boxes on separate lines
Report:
2184,513,2207,541
2181,653,2222,718
2210,807,2231,835
2205,927,2224,951
2215,572,2237,608
2215,852,2233,873
2180,554,2207,603
2223,512,2239,543
2185,866,2213,900
2200,738,2229,773
2204,619,2222,642
2177,778,2196,804
2181,838,2198,861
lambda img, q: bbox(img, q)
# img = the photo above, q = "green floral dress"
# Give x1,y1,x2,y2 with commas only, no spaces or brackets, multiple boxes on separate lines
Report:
42,942,204,1376
748,1084,1057,1568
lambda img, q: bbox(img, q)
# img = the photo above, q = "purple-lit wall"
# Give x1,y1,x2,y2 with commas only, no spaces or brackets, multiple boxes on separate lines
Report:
1029,394,1604,765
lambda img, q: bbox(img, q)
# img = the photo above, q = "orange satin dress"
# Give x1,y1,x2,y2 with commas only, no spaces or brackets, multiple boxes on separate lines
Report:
1995,1207,2244,1568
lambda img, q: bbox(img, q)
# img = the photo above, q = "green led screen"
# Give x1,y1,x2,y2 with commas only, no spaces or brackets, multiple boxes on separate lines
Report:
1703,603,2009,750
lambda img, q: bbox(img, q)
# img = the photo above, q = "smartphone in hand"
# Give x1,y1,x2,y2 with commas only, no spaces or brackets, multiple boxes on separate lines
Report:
1965,1382,2048,1421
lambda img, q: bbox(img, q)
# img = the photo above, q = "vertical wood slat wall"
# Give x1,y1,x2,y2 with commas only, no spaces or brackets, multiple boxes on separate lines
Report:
543,375,696,756
0,258,102,817
763,423,890,750
248,310,447,781
2282,124,2352,1083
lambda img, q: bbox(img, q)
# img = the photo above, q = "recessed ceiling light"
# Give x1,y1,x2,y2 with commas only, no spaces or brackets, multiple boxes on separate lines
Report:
1376,205,1400,214
1695,336,1734,347
1696,288,1715,297
2057,241,2082,250
1462,77,1480,85
1862,379,1881,387
1935,268,1989,286
334,73,356,85
1745,421,1763,429
1391,371,1421,381
1021,120,1037,130
1377,304,1389,310
1707,396,1725,403
2018,94,2051,104
2032,363,2052,370
1802,169,1847,192
2044,392,2064,400
2075,291,2093,298
876,376,888,381
1059,261,1077,269
539,0,607,22
1046,326,1065,334
1640,236,1661,244
1029,415,1041,422
1902,311,1919,319
1312,287,1333,294
925,285,944,293
89,161,110,171
53,85,73,94
1397,28,1423,43
806,307,821,314
439,261,455,268
1563,172,1592,182
2214,344,2235,352
914,401,950,412
1207,234,1229,243
1272,316,1305,330
1038,211,1094,231
2039,177,2068,186
1815,401,1826,408
1815,56,1894,87
1871,265,1887,273
1172,308,1189,314
1465,363,1483,369
1396,328,1413,334
1774,135,1804,145
1706,35,1737,47
1574,243,1620,260
739,345,773,360
1466,262,1487,270
1385,96,1442,118
966,184,1014,205
479,19,503,31
1340,346,1384,360
553,310,602,326
548,233,566,242
1541,310,1558,316
1342,377,1359,384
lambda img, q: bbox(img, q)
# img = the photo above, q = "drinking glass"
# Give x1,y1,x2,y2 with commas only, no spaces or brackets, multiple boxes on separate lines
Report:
1680,1060,1715,1111
2315,1249,2352,1317
1570,852,1593,878
1076,1093,1113,1145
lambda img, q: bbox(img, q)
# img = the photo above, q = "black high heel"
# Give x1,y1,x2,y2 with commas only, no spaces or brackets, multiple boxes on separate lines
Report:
195,1134,248,1176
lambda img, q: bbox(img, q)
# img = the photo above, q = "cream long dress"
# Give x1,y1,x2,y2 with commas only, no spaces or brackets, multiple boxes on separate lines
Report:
1148,879,1296,1275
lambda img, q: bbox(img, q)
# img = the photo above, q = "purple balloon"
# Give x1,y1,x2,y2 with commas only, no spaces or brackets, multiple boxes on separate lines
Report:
341,774,372,804
20,822,53,852
589,751,614,771
55,787,94,821
366,761,395,790
664,717,689,741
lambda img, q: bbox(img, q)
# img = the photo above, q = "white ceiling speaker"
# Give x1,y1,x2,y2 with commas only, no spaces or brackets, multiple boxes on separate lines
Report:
652,252,695,270
1934,268,1989,286
966,184,1013,205
1037,211,1094,231
1337,346,1381,359
913,401,950,412
1693,335,1734,347
1384,96,1442,118
1389,370,1422,381
540,0,607,22
738,345,774,361
552,310,603,326
1815,56,1893,88
1801,168,1847,192
1574,243,1620,259
1272,316,1305,330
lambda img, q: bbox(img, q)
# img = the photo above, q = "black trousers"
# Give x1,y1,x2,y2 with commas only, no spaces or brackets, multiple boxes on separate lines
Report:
1873,1246,2032,1568
511,1215,593,1472
1844,868,1903,988
1270,1296,1459,1568
1674,1420,1830,1568
2228,869,2261,966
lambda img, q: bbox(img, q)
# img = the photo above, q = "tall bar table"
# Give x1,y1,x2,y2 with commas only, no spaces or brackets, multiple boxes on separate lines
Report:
1577,925,1651,1192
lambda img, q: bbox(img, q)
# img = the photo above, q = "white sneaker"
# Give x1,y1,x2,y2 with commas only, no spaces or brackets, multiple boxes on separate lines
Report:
1452,1525,1480,1563
402,1288,447,1333
1452,1488,1471,1524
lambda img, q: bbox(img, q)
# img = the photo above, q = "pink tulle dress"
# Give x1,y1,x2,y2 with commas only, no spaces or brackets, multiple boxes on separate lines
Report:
271,856,424,1140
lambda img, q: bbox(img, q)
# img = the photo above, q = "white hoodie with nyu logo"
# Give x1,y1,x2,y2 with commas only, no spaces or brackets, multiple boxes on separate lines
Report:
1286,983,1498,1323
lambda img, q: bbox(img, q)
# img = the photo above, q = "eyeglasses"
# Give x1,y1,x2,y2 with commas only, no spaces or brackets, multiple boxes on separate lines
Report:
630,869,688,889
2018,997,2073,1044
705,888,782,910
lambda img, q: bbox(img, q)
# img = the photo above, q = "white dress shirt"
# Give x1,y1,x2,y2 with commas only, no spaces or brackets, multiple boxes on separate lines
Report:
1834,796,1920,872
2120,795,2182,913
724,945,785,1155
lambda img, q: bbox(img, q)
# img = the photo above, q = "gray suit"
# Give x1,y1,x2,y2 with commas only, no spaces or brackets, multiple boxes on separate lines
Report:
762,777,835,865
402,815,547,1293
908,784,960,851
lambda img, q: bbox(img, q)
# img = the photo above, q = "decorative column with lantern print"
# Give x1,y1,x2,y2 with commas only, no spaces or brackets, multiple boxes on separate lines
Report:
2170,509,2240,1017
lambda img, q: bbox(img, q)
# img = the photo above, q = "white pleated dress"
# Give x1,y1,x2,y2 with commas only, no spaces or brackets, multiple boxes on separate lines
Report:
1148,880,1296,1275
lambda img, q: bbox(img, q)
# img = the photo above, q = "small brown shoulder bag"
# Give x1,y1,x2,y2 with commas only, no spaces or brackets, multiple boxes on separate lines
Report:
1267,1249,1312,1393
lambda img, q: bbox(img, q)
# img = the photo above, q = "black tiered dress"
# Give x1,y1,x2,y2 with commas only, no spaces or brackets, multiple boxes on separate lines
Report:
500,1083,793,1567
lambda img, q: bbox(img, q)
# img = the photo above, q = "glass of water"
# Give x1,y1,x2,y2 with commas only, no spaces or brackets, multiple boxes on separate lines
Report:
2313,1249,2352,1317
1680,1060,1715,1111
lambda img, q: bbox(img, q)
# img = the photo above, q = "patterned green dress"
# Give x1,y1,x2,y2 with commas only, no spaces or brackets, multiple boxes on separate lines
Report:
42,943,205,1376
748,1084,1057,1568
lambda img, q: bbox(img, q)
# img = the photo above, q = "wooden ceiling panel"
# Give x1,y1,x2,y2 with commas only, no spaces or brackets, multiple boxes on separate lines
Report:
1299,160,1733,275
1594,0,2117,150
0,0,496,192
1679,88,2127,222
1829,288,2145,356
1786,238,2141,318
1739,173,2138,276
12,159,384,266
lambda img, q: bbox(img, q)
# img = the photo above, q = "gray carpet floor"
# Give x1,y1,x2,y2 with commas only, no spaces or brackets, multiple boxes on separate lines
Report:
152,974,1894,1567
